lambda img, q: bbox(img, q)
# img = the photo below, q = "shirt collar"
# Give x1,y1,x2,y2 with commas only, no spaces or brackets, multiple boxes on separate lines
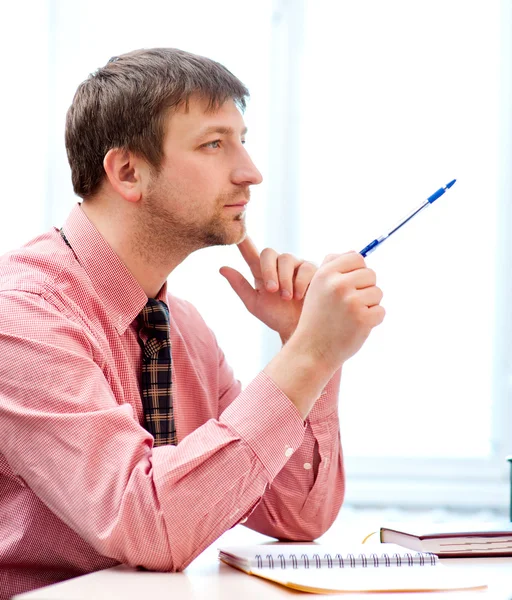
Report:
61,203,167,335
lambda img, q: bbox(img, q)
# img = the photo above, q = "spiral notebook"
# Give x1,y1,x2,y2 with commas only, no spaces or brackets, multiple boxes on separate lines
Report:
218,544,487,593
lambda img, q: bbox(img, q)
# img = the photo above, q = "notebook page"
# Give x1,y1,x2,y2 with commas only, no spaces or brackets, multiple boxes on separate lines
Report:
251,566,487,593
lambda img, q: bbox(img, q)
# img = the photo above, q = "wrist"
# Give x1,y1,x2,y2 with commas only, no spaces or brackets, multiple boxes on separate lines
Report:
264,335,339,419
285,331,341,381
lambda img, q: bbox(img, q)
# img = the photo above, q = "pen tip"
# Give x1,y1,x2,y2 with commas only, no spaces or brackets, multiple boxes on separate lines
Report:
446,179,456,189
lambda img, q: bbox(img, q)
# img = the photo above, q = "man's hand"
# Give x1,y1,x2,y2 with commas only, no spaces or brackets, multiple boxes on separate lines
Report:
292,251,385,372
219,237,316,343
263,251,385,418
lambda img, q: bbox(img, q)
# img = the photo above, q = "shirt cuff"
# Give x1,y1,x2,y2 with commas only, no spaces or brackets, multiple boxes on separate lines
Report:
220,371,307,481
307,367,342,422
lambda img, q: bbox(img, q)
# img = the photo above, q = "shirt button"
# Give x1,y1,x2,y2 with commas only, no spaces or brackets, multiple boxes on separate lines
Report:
240,517,248,524
303,462,312,470
285,447,294,458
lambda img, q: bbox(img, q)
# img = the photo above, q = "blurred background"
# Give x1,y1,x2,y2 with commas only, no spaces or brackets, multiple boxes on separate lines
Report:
1,0,511,517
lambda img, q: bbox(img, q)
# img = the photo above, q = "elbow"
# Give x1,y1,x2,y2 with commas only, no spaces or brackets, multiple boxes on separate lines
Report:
251,507,340,543
307,507,340,540
91,514,177,573
291,510,339,542
294,490,345,540
96,537,177,573
133,557,188,573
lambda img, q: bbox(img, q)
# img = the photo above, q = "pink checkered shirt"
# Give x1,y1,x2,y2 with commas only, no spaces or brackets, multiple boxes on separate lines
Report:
0,204,344,599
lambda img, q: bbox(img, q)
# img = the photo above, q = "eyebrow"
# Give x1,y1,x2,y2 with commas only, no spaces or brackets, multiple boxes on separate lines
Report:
195,125,248,140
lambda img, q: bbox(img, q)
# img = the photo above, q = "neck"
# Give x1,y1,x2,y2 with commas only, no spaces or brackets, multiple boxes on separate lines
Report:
81,198,189,298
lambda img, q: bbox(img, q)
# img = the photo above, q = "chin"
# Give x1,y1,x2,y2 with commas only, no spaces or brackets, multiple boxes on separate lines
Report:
201,220,246,248
224,227,246,246
222,216,247,245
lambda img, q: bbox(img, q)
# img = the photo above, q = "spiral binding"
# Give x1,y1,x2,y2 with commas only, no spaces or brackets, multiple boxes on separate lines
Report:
254,551,437,569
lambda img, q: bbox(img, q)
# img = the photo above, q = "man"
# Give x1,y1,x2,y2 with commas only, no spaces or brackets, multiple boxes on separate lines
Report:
0,48,384,597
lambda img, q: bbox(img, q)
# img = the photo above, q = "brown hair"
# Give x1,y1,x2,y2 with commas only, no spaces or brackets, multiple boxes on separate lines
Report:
65,48,249,198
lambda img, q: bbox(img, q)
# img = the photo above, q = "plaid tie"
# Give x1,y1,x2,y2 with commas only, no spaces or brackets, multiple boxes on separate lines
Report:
138,299,177,446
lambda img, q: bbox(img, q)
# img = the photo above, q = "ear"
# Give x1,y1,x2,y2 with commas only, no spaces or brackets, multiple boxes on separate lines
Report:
103,148,150,203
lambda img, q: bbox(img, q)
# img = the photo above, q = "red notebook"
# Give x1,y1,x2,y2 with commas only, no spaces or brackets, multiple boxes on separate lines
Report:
379,522,512,557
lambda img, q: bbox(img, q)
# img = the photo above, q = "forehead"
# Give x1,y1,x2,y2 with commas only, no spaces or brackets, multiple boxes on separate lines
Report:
165,96,246,140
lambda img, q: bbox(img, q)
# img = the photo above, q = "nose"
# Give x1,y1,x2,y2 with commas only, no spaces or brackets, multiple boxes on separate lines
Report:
231,146,263,187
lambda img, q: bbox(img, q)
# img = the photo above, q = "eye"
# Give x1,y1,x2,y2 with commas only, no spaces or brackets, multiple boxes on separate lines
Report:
202,139,221,149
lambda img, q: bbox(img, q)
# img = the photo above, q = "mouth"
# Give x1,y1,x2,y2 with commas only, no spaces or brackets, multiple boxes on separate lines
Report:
223,201,248,208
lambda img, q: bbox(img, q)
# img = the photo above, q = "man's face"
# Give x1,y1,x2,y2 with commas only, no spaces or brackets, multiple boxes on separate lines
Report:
140,95,263,253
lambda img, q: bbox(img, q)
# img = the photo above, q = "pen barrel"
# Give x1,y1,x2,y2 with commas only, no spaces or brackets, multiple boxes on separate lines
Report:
386,200,429,238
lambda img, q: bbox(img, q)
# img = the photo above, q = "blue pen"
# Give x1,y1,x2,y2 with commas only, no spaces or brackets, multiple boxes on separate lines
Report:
359,179,457,257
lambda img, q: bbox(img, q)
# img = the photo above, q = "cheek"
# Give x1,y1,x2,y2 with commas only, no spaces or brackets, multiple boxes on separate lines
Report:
180,166,221,206
158,156,222,210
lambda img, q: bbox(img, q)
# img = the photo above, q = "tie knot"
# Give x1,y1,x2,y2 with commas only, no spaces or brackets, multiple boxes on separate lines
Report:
138,299,170,340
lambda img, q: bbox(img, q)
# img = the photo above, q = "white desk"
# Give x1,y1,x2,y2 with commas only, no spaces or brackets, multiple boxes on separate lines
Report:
13,522,512,599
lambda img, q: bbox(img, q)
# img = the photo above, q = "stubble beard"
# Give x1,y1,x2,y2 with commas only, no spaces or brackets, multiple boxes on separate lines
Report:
133,181,249,265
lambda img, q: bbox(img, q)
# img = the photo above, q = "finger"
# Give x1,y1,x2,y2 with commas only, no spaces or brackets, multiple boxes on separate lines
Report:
219,266,257,312
322,251,366,273
348,267,377,290
237,236,263,280
260,247,280,292
355,286,384,307
276,253,299,299
293,261,317,300
367,304,386,327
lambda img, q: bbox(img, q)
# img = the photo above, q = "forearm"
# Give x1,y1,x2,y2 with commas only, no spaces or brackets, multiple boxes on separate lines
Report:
107,372,342,570
151,374,307,570
243,369,345,540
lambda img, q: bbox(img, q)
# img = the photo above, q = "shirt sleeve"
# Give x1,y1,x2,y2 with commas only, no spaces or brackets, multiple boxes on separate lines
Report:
217,345,345,541
0,290,324,574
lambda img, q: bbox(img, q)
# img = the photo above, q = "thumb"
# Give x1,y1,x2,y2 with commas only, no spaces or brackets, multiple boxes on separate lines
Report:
219,266,256,312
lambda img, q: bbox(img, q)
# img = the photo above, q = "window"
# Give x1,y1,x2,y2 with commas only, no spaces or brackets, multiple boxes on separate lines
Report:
268,0,511,510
